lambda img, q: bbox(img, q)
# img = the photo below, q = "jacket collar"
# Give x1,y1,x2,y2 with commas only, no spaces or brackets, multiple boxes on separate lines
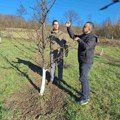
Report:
51,30,59,34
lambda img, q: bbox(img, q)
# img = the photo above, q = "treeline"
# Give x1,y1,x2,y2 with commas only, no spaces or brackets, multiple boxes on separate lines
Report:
95,20,120,39
0,14,120,39
0,14,37,29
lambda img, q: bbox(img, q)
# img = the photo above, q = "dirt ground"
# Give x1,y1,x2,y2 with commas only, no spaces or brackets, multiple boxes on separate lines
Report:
5,72,66,120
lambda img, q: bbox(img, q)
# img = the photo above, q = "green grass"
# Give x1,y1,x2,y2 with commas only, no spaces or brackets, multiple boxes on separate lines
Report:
0,38,36,119
0,29,29,39
0,38,120,120
62,46,120,120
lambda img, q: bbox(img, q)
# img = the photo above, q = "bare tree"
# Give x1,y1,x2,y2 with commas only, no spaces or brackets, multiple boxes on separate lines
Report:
16,0,56,66
15,0,56,95
17,3,27,18
30,0,56,65
17,3,27,28
64,10,80,25
29,0,57,95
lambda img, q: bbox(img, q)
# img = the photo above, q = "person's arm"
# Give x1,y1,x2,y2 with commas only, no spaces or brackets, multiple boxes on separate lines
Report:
66,22,75,39
67,27,75,39
74,36,97,50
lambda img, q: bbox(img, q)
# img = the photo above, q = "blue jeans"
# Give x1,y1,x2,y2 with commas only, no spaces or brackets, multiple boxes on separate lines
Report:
79,63,92,100
50,51,64,82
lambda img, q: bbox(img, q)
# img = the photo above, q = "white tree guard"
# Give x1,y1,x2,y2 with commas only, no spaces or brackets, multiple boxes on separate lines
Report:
40,68,47,96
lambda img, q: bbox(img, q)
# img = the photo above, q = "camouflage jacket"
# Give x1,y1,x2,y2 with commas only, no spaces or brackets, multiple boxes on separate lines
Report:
49,30,68,54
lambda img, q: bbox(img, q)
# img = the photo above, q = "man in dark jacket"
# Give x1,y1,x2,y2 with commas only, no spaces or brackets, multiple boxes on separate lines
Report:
66,21,97,105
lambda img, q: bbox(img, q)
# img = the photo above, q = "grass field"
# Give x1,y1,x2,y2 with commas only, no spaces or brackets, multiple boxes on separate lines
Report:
0,38,120,120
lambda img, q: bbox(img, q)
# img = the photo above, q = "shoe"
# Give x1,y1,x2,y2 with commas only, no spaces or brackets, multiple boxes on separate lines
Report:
79,99,89,105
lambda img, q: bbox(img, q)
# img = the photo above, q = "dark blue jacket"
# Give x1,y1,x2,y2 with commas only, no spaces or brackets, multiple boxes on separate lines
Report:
67,27,98,63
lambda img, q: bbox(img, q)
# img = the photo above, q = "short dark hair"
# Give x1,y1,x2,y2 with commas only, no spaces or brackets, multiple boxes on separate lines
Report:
52,20,59,25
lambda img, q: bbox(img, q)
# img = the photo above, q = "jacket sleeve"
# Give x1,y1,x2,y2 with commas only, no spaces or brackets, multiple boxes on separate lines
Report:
78,36,97,50
67,27,75,39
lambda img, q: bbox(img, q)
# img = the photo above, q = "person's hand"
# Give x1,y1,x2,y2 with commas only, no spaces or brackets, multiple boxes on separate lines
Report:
65,48,68,57
74,37,80,41
65,45,69,57
66,22,71,27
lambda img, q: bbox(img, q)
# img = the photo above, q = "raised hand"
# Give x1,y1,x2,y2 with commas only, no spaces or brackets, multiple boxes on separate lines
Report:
66,21,71,27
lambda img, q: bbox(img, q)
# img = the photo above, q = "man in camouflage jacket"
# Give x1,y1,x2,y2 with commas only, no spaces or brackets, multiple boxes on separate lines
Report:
49,20,69,83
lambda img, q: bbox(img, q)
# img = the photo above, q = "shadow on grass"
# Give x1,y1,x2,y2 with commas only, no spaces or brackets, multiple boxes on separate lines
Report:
15,58,80,100
15,58,50,81
1,54,79,100
53,80,80,101
8,40,35,60
107,61,120,68
95,54,120,68
0,54,40,92
10,39,35,54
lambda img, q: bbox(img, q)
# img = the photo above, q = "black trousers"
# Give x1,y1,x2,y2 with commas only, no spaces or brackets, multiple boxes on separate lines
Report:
79,62,92,100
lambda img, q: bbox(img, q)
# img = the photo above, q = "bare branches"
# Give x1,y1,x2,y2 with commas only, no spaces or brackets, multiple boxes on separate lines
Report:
46,0,57,14
17,3,27,18
30,0,56,67
64,10,80,25
32,0,56,24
